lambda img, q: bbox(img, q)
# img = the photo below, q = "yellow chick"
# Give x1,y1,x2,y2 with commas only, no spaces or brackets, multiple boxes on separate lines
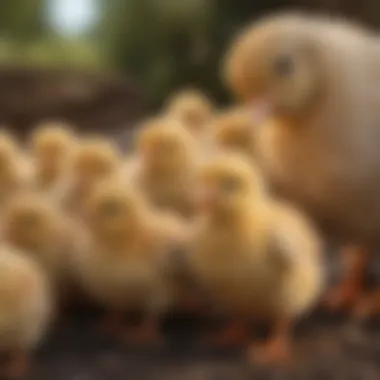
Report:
133,117,198,217
188,153,323,364
59,137,122,216
223,12,380,312
211,107,257,161
0,131,31,208
164,89,214,136
2,193,76,306
75,178,188,344
0,245,52,378
30,121,77,191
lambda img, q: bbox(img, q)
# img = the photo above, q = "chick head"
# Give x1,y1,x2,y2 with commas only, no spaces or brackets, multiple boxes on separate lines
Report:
31,121,76,180
212,108,256,154
165,89,214,133
71,138,121,191
195,153,265,216
224,12,324,122
85,179,147,243
3,194,61,250
32,121,75,163
137,117,195,175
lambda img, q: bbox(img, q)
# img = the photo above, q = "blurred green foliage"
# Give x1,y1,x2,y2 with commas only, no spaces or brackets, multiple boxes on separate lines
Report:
98,0,223,109
98,0,287,109
0,0,105,70
3,0,373,110
0,0,293,109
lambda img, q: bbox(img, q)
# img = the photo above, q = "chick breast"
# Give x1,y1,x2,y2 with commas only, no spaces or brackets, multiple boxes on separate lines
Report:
0,246,52,351
75,238,173,315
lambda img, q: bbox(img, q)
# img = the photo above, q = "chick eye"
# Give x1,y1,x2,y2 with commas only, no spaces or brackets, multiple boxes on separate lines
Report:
274,55,294,77
220,177,240,193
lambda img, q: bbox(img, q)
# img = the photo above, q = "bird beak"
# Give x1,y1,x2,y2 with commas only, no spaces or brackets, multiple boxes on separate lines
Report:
249,96,274,126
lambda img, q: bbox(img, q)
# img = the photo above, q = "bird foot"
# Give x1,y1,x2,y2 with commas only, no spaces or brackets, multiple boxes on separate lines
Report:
324,283,361,311
248,336,291,366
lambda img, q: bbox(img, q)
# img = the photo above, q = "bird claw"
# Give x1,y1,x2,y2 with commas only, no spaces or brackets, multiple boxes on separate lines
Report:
248,337,291,366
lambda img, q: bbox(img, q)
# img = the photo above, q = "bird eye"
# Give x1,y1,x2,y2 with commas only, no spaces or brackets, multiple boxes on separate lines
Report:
274,55,294,77
221,177,239,193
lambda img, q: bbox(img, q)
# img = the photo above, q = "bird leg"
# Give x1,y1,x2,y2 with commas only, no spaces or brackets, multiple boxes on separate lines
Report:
5,351,30,379
125,317,162,344
325,245,369,310
205,319,250,347
248,319,291,365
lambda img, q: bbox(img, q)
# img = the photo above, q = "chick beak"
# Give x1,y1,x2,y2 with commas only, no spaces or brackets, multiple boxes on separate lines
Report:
249,96,274,125
194,185,218,211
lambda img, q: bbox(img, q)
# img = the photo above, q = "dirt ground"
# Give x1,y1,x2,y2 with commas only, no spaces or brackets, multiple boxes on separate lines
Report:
19,254,380,380
20,306,380,380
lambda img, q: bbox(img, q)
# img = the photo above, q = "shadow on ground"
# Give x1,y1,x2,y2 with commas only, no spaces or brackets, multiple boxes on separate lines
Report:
24,307,380,380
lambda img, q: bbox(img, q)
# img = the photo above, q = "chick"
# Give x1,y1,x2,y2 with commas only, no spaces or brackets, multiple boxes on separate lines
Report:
133,117,198,217
211,107,257,161
223,12,380,311
164,89,214,136
59,137,122,217
0,245,52,378
0,131,31,208
2,193,76,305
75,178,188,343
30,121,77,191
188,153,323,364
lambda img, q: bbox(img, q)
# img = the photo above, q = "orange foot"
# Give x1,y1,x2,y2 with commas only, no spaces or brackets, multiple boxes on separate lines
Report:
248,320,291,366
248,335,290,366
204,320,249,348
324,282,362,311
98,312,125,335
6,351,30,379
325,245,369,311
125,318,163,345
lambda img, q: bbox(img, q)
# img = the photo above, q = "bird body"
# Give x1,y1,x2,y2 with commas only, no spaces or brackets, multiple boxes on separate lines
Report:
225,12,380,244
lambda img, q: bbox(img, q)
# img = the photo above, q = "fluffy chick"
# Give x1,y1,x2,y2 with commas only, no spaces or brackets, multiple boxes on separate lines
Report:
75,178,188,343
59,137,122,216
188,153,323,364
0,245,52,378
211,107,257,161
2,193,77,304
223,11,380,311
0,131,31,207
164,89,214,136
134,117,198,217
30,121,77,191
